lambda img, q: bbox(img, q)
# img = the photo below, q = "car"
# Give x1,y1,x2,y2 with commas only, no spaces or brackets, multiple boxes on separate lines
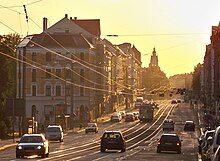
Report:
45,125,64,142
163,119,175,131
119,111,126,118
212,145,220,161
211,126,220,154
100,131,126,152
133,111,139,120
85,123,98,134
16,134,49,158
125,113,135,122
157,133,182,154
184,120,195,131
201,136,213,161
111,112,122,122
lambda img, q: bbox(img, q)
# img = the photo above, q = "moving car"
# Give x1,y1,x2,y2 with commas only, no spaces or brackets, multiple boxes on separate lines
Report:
16,134,49,158
157,133,182,154
125,113,135,122
184,120,195,131
100,131,126,152
45,125,64,142
85,123,98,134
163,119,175,131
111,112,122,122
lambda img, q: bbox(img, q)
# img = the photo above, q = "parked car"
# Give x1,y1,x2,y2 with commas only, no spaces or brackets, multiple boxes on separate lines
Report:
163,119,175,131
111,112,122,122
100,131,126,152
184,120,195,131
16,134,49,158
125,113,135,122
201,136,213,161
45,125,64,142
211,126,220,154
212,145,220,161
119,111,126,118
157,133,182,154
85,123,98,134
198,129,215,154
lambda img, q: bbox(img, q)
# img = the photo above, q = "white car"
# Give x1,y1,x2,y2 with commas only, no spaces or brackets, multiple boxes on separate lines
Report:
45,125,64,142
85,123,98,134
111,113,122,122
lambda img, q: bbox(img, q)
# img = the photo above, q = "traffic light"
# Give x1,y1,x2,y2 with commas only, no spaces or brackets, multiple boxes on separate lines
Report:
204,110,207,116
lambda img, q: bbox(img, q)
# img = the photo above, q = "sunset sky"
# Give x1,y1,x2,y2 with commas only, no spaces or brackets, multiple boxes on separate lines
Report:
0,0,219,77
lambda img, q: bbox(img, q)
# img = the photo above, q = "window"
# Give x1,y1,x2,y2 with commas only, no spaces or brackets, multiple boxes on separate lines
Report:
46,52,51,62
32,85,36,96
45,69,51,79
32,69,36,82
80,69,84,82
66,85,70,96
46,85,51,96
80,87,84,96
55,69,61,79
65,68,71,79
56,85,61,96
32,52,37,62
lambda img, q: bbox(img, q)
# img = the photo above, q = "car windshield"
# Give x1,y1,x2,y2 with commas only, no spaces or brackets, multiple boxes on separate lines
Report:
20,136,43,143
103,133,121,139
46,127,60,132
160,135,179,142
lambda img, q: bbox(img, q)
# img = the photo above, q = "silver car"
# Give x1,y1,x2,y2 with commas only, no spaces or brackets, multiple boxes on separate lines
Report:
16,134,49,158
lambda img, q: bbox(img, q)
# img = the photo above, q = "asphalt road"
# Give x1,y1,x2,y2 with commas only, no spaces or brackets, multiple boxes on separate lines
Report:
121,102,199,161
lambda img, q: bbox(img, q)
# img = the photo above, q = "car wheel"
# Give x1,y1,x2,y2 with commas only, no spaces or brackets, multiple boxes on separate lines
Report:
46,152,49,158
100,147,105,152
157,148,161,153
177,149,181,154
121,147,126,152
16,154,20,158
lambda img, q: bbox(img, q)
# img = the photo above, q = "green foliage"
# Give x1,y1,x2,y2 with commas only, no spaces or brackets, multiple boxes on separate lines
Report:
0,33,21,138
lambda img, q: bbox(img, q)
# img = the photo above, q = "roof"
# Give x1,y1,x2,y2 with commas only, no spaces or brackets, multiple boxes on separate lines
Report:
72,19,101,36
24,33,93,49
161,133,178,136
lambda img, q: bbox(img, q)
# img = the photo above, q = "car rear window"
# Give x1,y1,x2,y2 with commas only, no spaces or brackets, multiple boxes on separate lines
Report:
20,136,43,143
160,135,179,142
103,133,121,139
46,127,61,132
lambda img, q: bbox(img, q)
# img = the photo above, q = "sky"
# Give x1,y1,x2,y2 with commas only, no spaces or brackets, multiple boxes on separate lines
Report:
0,0,219,77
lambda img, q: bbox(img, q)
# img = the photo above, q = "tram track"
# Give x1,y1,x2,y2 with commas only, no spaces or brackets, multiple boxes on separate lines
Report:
37,101,177,161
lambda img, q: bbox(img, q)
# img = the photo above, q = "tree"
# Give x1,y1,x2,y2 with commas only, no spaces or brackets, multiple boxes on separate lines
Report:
192,63,203,98
0,33,21,138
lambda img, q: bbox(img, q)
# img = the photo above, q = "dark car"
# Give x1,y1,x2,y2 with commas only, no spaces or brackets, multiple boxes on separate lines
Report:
184,121,195,131
100,131,126,152
16,134,49,158
157,133,182,154
125,113,135,122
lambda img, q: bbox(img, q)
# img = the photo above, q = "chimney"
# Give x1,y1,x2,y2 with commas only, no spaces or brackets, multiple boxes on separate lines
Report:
65,14,68,18
43,17,47,31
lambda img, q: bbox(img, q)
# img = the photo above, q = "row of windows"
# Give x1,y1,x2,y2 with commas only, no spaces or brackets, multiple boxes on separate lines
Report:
32,52,85,62
31,85,85,96
31,69,85,82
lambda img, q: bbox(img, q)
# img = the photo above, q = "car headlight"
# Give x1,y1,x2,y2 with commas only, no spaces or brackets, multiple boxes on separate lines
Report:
18,146,23,150
37,146,42,149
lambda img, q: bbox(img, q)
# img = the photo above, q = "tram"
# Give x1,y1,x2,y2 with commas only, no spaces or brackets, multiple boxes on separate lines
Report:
138,102,154,122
